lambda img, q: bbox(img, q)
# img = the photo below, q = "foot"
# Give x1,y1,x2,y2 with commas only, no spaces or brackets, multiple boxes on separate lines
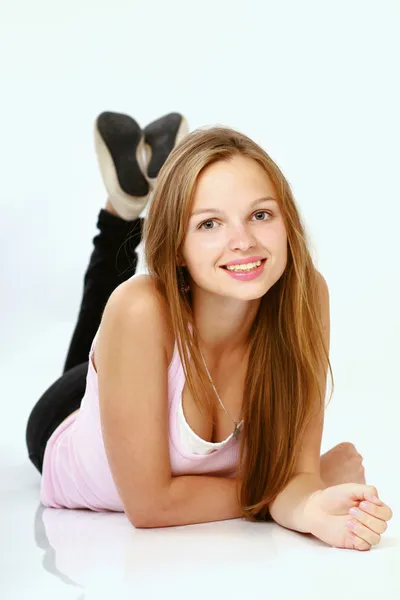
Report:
143,112,189,189
320,442,366,487
95,111,150,221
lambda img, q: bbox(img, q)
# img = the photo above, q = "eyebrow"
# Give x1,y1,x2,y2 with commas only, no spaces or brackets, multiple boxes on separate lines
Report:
190,196,278,218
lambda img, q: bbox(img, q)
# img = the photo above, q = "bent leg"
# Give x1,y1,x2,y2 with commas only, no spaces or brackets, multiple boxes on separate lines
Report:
62,111,189,373
26,361,89,474
62,210,143,373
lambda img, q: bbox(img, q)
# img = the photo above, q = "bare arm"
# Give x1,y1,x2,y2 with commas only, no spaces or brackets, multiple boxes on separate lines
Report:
269,272,330,533
142,475,242,528
96,277,243,529
269,472,326,533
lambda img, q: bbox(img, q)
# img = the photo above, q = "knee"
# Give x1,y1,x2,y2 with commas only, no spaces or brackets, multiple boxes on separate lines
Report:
28,452,43,475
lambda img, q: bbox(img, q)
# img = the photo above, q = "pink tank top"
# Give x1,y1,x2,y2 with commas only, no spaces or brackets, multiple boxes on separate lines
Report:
40,315,241,512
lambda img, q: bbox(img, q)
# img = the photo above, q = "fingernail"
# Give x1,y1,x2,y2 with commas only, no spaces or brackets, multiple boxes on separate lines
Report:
349,507,360,517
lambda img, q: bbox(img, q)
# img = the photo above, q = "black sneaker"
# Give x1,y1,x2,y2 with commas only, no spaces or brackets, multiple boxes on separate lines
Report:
94,111,150,220
143,112,189,189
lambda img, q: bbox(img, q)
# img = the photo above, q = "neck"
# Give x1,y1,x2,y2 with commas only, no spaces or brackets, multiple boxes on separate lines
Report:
192,301,259,365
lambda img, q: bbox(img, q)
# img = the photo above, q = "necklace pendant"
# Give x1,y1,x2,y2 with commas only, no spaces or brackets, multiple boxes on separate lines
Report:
233,423,241,440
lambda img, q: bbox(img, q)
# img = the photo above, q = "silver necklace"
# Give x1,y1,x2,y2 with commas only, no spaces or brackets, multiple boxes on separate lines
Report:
199,347,242,440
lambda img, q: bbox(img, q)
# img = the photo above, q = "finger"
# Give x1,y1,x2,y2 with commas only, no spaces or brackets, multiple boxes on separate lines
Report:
348,530,372,551
348,507,388,535
346,518,381,546
358,501,393,522
366,493,384,506
345,485,388,512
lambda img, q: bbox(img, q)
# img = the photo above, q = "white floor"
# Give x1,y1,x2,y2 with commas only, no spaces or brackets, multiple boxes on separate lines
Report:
1,320,399,600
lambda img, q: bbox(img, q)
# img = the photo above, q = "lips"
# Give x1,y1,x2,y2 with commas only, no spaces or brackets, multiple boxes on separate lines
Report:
221,258,267,269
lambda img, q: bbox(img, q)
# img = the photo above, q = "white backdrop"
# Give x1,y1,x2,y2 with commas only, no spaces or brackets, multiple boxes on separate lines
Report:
1,0,399,486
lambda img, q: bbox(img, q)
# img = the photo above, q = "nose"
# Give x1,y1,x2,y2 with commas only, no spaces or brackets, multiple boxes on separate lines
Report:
228,223,257,252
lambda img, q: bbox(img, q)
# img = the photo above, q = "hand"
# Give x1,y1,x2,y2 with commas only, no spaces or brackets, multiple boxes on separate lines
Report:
304,483,393,551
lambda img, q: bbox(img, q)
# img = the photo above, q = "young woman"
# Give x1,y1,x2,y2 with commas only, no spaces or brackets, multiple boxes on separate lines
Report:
26,111,392,550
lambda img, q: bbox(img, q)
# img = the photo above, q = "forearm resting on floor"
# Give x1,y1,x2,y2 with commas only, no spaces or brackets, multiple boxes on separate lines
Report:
269,472,326,533
137,475,243,528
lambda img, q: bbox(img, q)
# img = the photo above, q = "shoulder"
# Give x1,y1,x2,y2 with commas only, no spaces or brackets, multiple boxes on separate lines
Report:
314,269,330,345
116,274,165,305
98,275,175,367
315,270,329,311
315,269,328,291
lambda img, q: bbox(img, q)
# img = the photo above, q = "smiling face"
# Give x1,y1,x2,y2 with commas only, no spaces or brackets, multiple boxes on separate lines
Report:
180,155,288,301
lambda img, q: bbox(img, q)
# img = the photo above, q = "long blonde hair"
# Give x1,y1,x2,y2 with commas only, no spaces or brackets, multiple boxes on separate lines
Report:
142,126,334,521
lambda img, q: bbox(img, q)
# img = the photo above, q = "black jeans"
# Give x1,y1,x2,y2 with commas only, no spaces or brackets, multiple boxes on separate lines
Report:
25,209,144,474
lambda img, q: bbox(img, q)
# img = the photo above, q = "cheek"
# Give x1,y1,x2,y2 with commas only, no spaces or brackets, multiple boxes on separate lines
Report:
275,242,288,276
197,234,223,251
186,235,223,260
265,225,287,253
263,219,286,239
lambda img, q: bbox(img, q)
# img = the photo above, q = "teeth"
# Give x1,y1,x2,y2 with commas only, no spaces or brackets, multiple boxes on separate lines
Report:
226,260,262,272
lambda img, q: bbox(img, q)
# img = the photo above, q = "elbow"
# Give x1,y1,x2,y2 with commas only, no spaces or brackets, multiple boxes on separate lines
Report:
129,518,155,529
126,503,168,529
125,485,172,529
127,508,159,529
128,514,167,529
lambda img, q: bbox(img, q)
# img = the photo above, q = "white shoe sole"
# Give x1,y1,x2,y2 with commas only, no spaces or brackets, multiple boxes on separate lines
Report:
94,126,150,221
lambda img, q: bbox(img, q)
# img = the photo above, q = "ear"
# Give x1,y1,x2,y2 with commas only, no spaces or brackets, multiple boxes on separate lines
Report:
177,256,187,268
